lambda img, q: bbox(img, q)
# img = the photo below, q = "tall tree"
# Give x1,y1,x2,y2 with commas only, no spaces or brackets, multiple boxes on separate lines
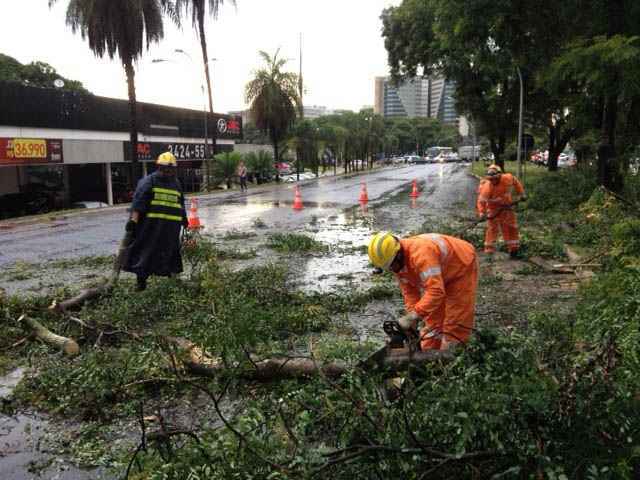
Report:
48,0,176,188
381,0,567,170
544,0,640,189
245,50,300,170
174,0,235,159
0,54,88,93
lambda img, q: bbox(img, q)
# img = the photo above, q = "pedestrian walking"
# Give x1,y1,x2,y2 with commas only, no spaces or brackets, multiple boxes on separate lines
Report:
476,164,527,258
122,152,188,291
237,160,248,192
368,231,478,351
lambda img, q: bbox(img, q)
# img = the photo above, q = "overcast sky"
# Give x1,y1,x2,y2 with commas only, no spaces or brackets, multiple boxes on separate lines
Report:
1,0,400,114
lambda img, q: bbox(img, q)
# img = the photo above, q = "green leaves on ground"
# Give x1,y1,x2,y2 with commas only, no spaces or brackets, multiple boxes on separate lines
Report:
266,233,328,253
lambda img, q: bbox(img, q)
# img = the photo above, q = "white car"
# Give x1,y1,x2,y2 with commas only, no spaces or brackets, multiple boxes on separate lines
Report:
557,153,576,168
71,201,109,209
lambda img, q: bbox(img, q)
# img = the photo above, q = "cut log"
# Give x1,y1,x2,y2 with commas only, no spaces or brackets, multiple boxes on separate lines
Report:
167,336,347,379
19,315,80,356
563,245,583,264
528,256,574,274
552,263,602,269
49,233,129,313
166,337,454,381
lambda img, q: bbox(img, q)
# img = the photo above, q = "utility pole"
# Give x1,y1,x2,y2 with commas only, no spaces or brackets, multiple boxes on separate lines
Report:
299,33,304,119
296,33,303,182
516,67,524,178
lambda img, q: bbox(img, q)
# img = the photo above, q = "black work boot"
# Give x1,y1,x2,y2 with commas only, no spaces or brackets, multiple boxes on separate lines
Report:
136,275,148,291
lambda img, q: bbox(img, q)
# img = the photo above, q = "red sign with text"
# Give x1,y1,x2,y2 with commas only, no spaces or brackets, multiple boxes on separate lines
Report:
0,138,63,166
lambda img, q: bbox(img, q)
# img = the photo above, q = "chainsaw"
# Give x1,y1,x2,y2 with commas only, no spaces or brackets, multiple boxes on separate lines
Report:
456,199,524,237
358,320,420,369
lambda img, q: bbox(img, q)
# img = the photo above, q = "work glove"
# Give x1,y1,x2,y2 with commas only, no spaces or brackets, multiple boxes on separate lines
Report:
398,311,421,331
123,220,137,246
125,220,137,235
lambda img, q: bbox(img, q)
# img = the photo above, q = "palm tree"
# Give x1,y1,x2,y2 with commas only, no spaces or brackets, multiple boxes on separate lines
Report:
212,151,241,189
245,50,300,171
174,0,234,158
48,0,176,188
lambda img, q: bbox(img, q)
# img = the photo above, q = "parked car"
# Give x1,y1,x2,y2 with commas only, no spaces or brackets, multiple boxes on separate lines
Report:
274,162,292,175
0,191,50,219
557,153,577,168
71,201,109,209
282,172,316,183
405,155,422,164
435,153,453,163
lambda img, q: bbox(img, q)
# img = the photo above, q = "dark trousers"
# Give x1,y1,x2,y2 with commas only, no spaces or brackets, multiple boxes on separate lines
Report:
240,176,247,191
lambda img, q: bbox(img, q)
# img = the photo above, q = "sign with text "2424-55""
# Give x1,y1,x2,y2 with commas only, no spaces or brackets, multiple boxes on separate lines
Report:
123,142,214,162
0,138,63,166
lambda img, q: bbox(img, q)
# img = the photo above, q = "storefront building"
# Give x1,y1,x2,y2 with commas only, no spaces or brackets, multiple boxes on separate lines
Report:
0,81,242,218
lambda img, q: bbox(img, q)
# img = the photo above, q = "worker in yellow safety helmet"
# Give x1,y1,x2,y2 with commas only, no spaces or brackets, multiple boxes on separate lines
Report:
368,231,478,351
122,152,188,291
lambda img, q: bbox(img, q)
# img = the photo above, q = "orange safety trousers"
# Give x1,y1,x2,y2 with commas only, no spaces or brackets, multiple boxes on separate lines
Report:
484,209,520,253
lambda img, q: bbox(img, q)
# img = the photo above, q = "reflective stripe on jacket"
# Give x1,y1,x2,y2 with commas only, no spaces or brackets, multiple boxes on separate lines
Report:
148,186,184,222
477,174,524,215
396,234,476,318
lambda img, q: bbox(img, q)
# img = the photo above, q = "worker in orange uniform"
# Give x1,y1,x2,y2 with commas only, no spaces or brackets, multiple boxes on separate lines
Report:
368,232,478,351
477,164,526,258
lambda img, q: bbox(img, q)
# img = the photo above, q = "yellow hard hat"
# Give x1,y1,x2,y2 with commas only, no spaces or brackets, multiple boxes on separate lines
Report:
486,164,502,176
368,231,401,269
156,151,177,167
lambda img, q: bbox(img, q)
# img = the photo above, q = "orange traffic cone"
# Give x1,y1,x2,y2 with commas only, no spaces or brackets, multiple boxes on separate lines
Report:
187,198,202,230
409,179,420,198
292,185,304,210
359,182,369,203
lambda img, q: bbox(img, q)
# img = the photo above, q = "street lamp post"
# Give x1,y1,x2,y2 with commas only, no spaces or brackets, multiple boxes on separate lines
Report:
152,52,217,190
516,66,524,178
175,49,218,189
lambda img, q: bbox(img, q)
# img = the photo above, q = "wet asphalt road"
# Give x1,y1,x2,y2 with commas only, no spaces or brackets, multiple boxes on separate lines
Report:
0,163,475,269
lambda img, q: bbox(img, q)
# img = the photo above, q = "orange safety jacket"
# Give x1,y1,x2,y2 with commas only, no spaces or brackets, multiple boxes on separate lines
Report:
477,173,524,215
396,234,477,319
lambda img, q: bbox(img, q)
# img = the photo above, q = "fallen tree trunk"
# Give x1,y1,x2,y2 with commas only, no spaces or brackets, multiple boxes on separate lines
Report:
49,234,129,313
50,275,118,314
166,337,454,381
19,315,80,356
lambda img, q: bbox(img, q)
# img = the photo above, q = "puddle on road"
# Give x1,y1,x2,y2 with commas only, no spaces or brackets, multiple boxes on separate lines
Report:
0,368,106,480
211,166,477,296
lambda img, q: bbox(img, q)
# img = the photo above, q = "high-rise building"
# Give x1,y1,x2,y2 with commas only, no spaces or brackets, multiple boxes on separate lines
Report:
374,75,459,125
375,76,429,118
303,105,333,119
428,77,458,124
